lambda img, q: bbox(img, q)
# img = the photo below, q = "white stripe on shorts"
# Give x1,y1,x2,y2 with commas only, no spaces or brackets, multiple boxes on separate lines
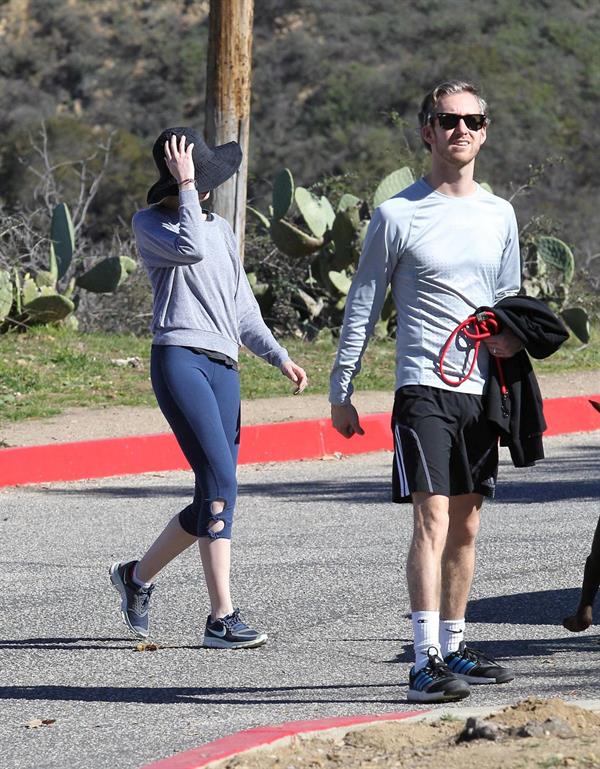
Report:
394,423,434,496
394,423,409,497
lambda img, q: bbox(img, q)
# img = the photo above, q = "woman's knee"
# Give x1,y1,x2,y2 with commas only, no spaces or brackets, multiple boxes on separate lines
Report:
181,493,236,541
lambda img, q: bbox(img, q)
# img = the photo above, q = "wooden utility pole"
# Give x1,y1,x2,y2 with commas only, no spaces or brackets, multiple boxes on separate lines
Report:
205,0,254,260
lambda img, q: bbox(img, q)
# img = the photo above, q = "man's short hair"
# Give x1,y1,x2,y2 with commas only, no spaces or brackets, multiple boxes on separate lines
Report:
418,80,488,151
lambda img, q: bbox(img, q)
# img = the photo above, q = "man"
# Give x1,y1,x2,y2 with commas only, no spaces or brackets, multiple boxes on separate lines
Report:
329,81,522,703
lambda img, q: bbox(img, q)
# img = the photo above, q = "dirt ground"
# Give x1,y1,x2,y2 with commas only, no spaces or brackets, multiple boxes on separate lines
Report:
1,370,599,447
224,698,600,769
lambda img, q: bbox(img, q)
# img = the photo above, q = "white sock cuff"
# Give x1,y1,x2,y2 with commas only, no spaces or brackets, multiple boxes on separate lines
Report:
440,617,465,631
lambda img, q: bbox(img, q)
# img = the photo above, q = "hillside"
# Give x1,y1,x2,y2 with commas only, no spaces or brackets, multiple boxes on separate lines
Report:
0,0,599,267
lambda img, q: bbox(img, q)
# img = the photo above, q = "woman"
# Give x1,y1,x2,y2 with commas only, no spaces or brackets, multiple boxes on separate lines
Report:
110,127,307,649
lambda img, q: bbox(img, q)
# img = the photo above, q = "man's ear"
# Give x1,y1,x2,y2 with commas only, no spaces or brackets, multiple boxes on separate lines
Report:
421,123,434,149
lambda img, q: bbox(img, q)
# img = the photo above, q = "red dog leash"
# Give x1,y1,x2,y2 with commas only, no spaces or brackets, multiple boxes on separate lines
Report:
439,310,509,414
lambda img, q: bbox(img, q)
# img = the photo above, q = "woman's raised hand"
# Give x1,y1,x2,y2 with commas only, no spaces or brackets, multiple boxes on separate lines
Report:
164,134,195,185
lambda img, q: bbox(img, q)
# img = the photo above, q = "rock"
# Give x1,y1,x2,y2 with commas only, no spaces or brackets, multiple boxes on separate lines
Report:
456,717,502,743
511,717,574,739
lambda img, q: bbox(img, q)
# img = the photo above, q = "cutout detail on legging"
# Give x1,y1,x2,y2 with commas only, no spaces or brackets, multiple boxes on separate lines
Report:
207,499,226,538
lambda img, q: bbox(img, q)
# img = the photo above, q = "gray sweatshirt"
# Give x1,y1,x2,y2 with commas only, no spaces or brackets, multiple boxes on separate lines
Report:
330,179,521,404
132,188,289,368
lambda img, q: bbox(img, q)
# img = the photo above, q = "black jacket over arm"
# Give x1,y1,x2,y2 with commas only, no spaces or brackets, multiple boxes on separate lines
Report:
475,296,569,467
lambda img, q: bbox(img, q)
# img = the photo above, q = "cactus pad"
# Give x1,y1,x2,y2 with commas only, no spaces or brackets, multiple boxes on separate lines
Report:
35,270,57,289
247,205,271,229
561,306,590,344
294,187,335,238
0,270,13,321
338,194,362,213
270,219,324,258
328,269,352,296
75,256,137,293
331,210,359,271
23,293,75,324
373,167,414,208
535,236,575,283
272,168,294,220
50,203,75,280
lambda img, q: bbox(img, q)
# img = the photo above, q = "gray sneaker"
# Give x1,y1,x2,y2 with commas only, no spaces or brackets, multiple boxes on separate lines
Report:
203,608,267,649
109,560,154,639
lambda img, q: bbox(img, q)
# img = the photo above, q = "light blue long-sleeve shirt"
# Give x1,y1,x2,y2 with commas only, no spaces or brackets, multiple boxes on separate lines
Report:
329,178,521,404
133,189,289,368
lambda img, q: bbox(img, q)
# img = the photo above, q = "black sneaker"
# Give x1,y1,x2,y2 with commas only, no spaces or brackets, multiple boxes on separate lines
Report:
203,608,267,649
444,641,514,684
408,647,471,703
109,560,154,639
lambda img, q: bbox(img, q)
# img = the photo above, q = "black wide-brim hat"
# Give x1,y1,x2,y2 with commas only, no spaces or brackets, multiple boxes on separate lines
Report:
146,126,243,205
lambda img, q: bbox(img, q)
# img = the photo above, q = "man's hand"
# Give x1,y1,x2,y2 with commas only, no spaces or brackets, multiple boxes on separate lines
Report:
484,328,523,358
280,360,308,394
331,403,365,439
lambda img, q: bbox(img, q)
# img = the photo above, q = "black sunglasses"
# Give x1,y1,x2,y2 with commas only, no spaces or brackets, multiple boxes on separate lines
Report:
434,113,488,131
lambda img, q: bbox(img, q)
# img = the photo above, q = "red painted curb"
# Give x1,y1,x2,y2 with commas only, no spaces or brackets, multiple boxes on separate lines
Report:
137,710,426,769
0,394,598,488
541,395,600,436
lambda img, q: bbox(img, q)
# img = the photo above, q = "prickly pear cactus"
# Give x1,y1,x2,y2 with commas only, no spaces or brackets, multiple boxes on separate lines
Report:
535,236,575,283
75,256,137,293
272,168,294,221
338,194,362,213
373,167,414,208
0,270,13,322
294,187,335,238
35,270,57,289
22,293,75,324
328,269,352,296
269,219,324,258
246,205,270,229
330,210,359,271
560,307,590,344
50,202,75,280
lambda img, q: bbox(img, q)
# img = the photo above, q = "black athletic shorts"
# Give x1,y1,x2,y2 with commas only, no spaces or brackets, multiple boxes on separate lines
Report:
391,385,498,503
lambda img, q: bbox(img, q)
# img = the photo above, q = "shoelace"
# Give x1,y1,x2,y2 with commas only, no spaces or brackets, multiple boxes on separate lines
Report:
439,310,509,416
132,584,154,615
424,648,452,678
220,608,245,630
459,644,498,666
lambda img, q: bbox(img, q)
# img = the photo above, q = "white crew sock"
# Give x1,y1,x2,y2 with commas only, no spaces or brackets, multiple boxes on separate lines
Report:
440,618,465,657
131,563,153,589
412,610,441,671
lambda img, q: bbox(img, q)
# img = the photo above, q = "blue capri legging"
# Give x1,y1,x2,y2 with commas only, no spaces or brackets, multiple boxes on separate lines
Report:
150,345,240,539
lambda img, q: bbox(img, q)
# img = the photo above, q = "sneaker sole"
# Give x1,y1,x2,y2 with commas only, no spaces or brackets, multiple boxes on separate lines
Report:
407,686,471,703
202,633,268,649
109,562,149,640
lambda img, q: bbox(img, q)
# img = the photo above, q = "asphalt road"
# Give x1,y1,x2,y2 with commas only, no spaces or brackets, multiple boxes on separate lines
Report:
1,431,599,769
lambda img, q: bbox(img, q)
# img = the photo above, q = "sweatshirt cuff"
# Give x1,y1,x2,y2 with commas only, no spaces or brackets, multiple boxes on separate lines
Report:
271,348,290,368
178,188,201,206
